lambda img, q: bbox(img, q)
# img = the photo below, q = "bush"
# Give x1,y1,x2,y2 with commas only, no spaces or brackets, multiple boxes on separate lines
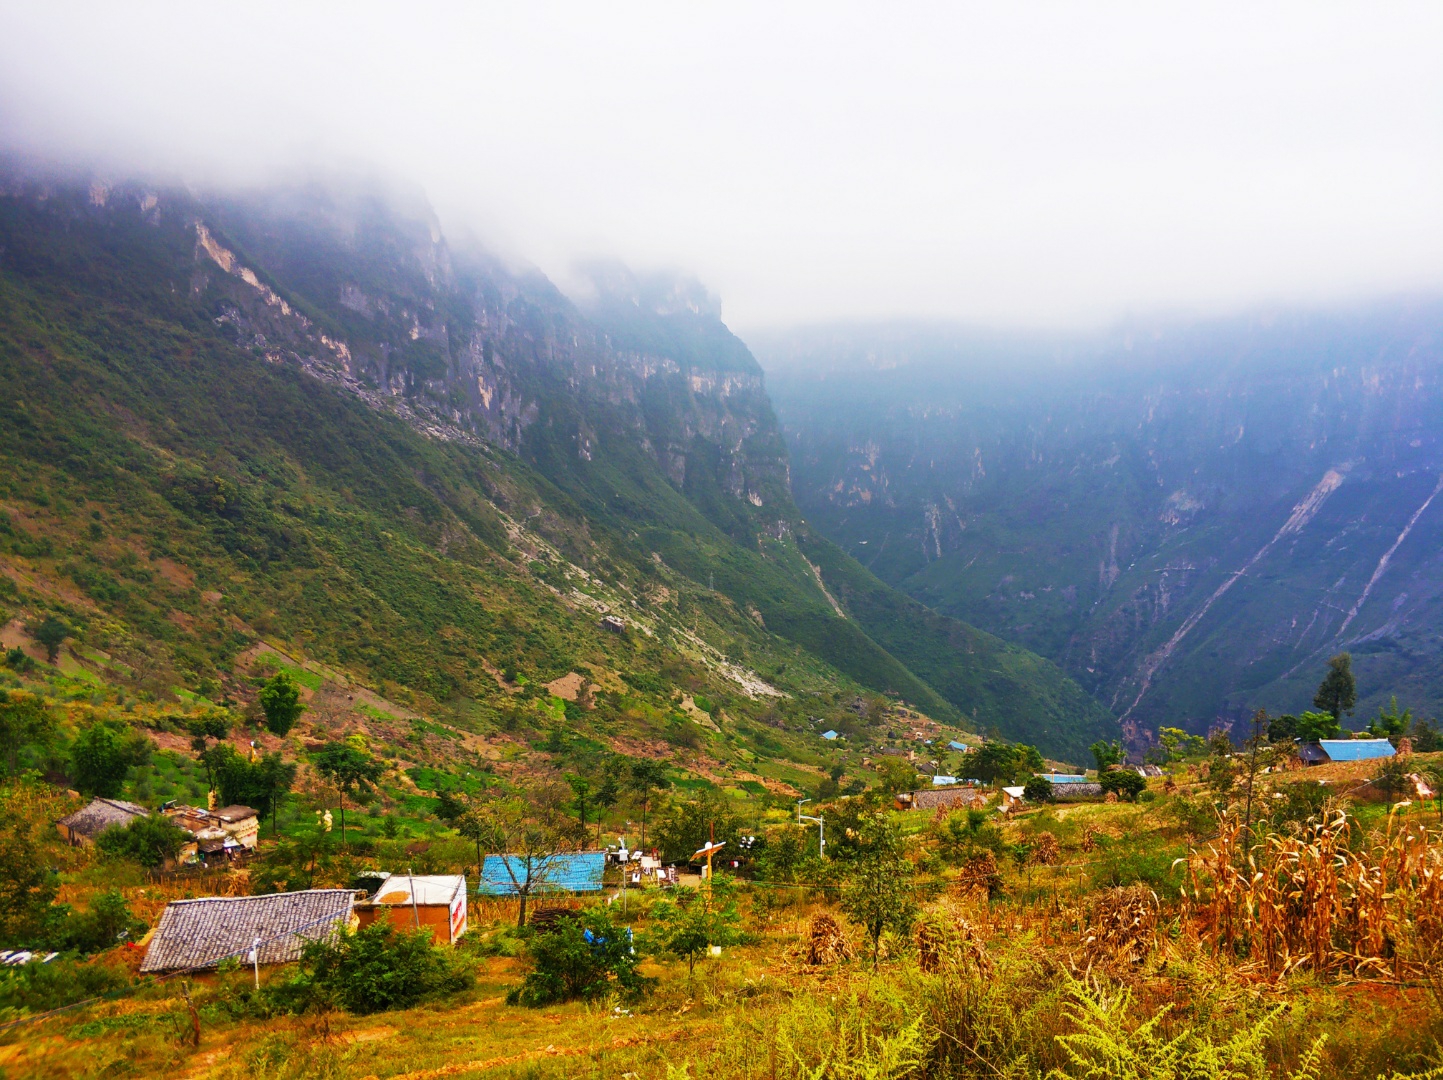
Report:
45,890,147,954
508,905,653,1006
0,955,129,1015
276,922,473,1015
1100,769,1147,802
95,813,191,868
1022,776,1054,803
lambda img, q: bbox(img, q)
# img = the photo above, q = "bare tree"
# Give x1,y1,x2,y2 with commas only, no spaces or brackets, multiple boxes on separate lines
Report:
477,783,586,928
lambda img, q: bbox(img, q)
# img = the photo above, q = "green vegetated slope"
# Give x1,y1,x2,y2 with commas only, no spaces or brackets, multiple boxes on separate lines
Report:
0,169,1110,761
759,312,1443,734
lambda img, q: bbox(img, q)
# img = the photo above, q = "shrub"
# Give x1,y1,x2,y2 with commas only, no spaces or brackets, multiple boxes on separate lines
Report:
258,671,306,736
1022,776,1054,803
45,890,147,953
277,922,472,1015
0,955,129,1014
1099,769,1146,802
509,905,653,1006
95,813,191,868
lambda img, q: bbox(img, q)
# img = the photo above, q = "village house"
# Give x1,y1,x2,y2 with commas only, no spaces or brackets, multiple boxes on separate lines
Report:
55,798,148,846
354,874,468,944
140,889,358,974
162,803,260,860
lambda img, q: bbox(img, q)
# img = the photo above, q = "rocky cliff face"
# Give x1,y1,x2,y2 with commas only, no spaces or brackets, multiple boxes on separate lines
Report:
760,309,1443,738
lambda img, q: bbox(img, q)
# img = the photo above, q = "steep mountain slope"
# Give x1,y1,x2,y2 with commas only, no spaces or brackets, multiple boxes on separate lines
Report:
759,310,1443,740
0,167,1113,760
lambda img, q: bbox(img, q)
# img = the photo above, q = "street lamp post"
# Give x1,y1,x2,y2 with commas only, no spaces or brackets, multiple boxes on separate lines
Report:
797,798,825,857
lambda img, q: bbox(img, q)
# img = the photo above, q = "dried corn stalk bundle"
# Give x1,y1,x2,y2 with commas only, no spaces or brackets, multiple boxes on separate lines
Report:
914,907,993,976
954,851,1002,899
1082,885,1159,966
804,912,853,965
1031,832,1060,866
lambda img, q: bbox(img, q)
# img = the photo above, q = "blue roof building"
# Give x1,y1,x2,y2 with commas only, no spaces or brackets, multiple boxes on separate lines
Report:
1316,739,1396,763
478,852,606,895
1037,773,1090,784
947,740,969,752
821,730,840,740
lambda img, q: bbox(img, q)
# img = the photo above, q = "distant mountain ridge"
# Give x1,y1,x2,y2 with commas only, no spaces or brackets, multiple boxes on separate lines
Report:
0,165,1116,760
758,307,1443,742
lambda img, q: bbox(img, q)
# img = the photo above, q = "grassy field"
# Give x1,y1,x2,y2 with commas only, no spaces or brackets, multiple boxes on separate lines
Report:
9,753,1443,1080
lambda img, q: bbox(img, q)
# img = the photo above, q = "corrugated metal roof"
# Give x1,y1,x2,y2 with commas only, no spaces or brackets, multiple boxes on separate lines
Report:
56,798,148,839
478,853,606,895
140,889,355,973
1038,774,1089,784
365,875,466,906
1319,739,1396,762
947,740,969,751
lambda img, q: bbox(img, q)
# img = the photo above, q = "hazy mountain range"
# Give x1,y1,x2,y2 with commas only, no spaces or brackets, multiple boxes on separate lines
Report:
757,307,1443,743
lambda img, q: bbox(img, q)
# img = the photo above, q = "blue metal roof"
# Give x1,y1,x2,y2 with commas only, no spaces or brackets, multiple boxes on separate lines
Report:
821,730,839,740
948,740,969,751
1318,739,1396,762
477,853,606,895
1038,773,1090,784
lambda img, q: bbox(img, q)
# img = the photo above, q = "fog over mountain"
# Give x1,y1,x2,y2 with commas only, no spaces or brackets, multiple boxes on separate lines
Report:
1,4,1441,329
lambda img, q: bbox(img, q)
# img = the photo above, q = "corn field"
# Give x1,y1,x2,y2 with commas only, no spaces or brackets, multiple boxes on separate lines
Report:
1183,807,1443,981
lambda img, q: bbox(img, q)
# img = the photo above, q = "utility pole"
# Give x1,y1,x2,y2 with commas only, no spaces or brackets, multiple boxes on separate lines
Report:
797,798,825,857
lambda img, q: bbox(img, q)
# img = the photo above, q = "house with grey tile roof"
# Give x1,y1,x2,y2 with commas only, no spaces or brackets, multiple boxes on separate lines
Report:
55,798,148,845
140,889,357,973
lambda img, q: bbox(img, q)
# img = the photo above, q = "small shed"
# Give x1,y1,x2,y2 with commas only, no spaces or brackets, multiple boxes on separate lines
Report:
356,874,468,944
1317,738,1396,764
821,730,839,740
478,852,607,895
1036,773,1088,785
140,889,357,973
931,775,958,786
947,740,970,752
56,798,148,846
1000,785,1027,810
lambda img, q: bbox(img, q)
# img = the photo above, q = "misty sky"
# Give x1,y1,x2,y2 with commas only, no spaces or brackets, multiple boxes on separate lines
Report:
2,3,1440,331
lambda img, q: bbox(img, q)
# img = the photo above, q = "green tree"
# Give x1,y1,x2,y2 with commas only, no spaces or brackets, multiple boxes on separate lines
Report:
258,671,306,736
1091,740,1125,774
510,906,653,1006
1022,775,1054,803
652,876,743,978
1099,769,1146,802
94,813,191,868
1313,653,1357,720
455,806,488,883
0,779,61,948
1157,726,1206,761
312,741,384,843
255,752,298,836
594,771,619,844
652,791,745,863
30,616,69,664
1295,710,1341,743
69,720,147,798
627,758,670,849
1268,714,1300,743
840,818,917,969
0,690,56,775
1367,697,1413,744
567,774,591,832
